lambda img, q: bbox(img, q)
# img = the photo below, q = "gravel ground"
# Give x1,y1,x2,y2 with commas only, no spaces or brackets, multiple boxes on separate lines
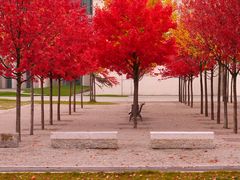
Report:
0,101,240,168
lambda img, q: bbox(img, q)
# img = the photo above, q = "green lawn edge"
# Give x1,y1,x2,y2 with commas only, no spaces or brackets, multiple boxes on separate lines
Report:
0,171,240,179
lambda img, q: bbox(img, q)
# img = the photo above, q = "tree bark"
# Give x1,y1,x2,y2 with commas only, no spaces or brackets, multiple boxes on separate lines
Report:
217,64,222,124
40,77,44,130
57,78,61,121
187,78,190,106
93,76,96,102
16,75,22,141
182,78,185,104
223,67,228,129
179,77,181,102
210,69,214,120
204,70,208,117
233,74,238,134
73,80,76,112
69,81,72,115
190,76,194,108
184,78,187,105
49,77,53,125
133,64,139,129
230,75,233,103
80,76,84,109
30,80,34,135
200,69,204,114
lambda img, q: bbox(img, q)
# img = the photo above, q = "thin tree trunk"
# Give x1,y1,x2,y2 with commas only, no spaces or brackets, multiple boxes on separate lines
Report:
210,69,214,120
233,74,238,134
204,70,208,117
182,78,185,104
133,64,139,129
80,76,83,109
49,77,53,125
223,67,228,129
200,70,204,114
89,74,93,102
184,78,187,105
230,75,233,103
69,81,72,115
57,78,61,121
30,80,34,135
187,78,190,106
191,76,194,108
179,77,181,102
217,64,222,124
226,70,229,103
93,76,96,102
73,80,76,112
40,77,44,130
16,76,22,141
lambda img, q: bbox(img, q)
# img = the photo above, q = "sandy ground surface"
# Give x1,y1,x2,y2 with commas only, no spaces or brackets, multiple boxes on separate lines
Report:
0,101,240,168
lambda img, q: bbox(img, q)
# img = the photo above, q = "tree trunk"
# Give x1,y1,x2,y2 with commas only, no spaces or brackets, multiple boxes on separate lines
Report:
210,69,214,120
230,75,233,103
132,63,139,129
93,76,96,102
226,70,229,103
217,64,222,124
190,76,194,108
200,70,204,114
30,80,34,135
69,81,72,115
73,80,76,112
223,67,228,129
184,78,187,105
16,76,22,141
182,78,185,104
40,77,44,130
179,77,181,102
57,78,61,121
187,78,190,106
233,74,238,134
80,76,84,109
204,70,208,117
89,74,93,102
49,77,53,125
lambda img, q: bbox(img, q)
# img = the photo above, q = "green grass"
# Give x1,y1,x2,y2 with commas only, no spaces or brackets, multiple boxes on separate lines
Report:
0,99,29,110
34,100,116,105
92,94,128,97
0,91,30,97
0,171,240,179
23,85,90,96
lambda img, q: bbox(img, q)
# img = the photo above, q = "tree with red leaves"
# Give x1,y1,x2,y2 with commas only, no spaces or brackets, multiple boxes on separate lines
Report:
0,0,47,140
94,0,177,128
182,0,240,133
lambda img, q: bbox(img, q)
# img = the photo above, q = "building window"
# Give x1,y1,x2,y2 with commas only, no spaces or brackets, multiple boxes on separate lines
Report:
81,0,93,15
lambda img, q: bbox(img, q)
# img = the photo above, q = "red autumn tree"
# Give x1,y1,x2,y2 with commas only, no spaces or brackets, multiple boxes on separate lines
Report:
0,0,45,139
94,0,177,128
182,0,240,133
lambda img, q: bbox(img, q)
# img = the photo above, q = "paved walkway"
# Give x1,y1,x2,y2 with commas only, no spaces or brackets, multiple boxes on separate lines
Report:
0,101,240,170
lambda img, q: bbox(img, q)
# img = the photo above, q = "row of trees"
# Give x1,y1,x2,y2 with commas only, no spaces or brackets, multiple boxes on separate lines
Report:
163,0,240,133
0,0,100,140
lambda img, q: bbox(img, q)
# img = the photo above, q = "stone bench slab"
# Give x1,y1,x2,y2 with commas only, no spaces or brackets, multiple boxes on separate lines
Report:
150,131,215,149
51,131,118,149
0,133,19,148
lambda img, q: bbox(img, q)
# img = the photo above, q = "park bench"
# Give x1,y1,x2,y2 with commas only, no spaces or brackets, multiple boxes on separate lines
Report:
129,102,145,121
51,131,118,149
0,133,19,148
150,131,215,149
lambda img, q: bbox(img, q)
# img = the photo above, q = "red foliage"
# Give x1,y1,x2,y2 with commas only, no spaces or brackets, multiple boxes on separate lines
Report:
94,0,177,79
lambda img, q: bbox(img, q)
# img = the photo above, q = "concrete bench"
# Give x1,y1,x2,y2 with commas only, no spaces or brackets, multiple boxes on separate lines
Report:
150,132,215,149
51,131,118,149
0,133,19,148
